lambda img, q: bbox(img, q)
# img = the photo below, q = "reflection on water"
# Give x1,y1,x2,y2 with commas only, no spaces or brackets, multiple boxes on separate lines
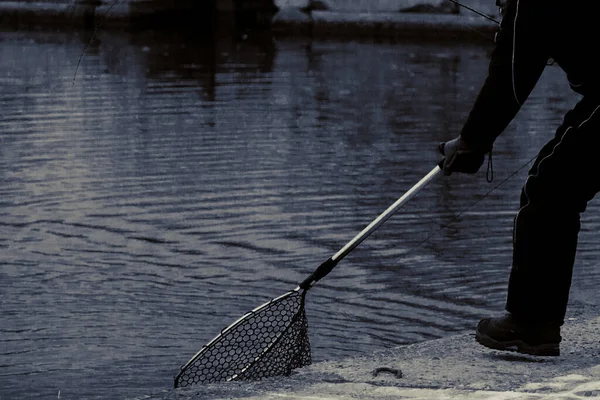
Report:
0,29,594,399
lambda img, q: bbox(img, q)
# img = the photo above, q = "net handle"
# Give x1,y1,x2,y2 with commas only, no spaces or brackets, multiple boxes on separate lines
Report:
299,165,442,289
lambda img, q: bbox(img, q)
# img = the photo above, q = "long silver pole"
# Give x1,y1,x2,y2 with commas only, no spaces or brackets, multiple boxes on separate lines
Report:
331,165,442,262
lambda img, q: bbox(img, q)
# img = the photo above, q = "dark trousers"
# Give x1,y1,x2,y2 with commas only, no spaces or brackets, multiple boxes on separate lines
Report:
506,95,600,325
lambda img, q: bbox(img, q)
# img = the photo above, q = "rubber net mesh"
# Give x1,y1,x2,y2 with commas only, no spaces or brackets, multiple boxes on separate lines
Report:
174,289,311,388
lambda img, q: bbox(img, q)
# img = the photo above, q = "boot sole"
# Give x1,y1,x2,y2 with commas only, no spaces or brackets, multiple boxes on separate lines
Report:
476,330,560,357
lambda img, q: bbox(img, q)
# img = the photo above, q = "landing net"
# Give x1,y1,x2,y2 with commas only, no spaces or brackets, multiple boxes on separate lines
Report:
174,289,311,387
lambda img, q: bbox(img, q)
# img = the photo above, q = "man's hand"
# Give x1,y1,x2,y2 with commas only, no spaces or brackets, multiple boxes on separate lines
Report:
438,136,485,176
496,0,509,17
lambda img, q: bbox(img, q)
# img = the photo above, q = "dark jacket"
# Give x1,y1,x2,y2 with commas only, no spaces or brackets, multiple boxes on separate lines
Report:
460,0,600,152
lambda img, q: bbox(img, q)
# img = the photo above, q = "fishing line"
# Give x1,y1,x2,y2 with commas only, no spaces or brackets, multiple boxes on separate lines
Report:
447,0,500,24
301,154,537,310
73,0,122,84
420,0,498,41
398,154,537,261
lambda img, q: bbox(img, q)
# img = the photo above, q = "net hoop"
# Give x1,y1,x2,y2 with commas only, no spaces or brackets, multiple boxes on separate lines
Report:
173,286,306,387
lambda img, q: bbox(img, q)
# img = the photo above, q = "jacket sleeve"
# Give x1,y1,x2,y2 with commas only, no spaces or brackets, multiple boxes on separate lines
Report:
459,0,550,153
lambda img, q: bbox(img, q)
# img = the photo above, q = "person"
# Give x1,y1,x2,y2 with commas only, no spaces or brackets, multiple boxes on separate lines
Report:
438,0,600,356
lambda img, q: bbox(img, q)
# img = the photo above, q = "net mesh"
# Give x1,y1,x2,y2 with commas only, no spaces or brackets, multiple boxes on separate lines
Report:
174,289,311,388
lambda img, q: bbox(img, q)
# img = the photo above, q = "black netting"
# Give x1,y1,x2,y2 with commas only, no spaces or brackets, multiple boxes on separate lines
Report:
174,289,311,388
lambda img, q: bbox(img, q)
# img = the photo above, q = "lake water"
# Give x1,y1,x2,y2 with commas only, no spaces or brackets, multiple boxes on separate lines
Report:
1,28,598,400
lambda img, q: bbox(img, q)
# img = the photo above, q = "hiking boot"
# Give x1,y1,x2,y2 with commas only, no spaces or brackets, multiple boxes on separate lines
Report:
475,314,561,356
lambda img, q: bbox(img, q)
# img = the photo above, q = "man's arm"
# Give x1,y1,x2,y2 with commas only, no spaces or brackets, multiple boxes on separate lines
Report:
459,0,551,153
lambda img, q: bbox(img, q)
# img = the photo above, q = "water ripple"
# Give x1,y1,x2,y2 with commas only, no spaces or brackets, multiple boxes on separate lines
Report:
0,30,590,400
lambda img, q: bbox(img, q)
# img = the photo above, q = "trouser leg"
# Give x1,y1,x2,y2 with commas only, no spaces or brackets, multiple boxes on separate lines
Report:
506,96,600,325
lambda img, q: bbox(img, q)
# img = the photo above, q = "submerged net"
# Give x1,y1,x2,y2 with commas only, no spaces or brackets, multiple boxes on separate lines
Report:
174,289,311,388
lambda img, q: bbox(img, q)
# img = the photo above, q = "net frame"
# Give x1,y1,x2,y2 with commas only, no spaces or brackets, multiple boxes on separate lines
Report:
173,288,310,388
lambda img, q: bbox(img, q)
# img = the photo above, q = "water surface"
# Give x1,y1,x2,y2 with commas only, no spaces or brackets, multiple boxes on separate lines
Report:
0,29,595,399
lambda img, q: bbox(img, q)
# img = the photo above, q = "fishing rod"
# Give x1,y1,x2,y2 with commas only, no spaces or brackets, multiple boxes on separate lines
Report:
73,0,122,83
447,0,500,25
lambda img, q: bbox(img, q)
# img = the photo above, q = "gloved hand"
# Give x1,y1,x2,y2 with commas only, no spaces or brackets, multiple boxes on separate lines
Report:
438,135,485,176
496,0,509,17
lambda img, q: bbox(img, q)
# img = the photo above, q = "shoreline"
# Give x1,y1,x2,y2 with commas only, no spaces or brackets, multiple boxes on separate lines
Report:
166,301,600,399
0,2,497,40
274,10,497,40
